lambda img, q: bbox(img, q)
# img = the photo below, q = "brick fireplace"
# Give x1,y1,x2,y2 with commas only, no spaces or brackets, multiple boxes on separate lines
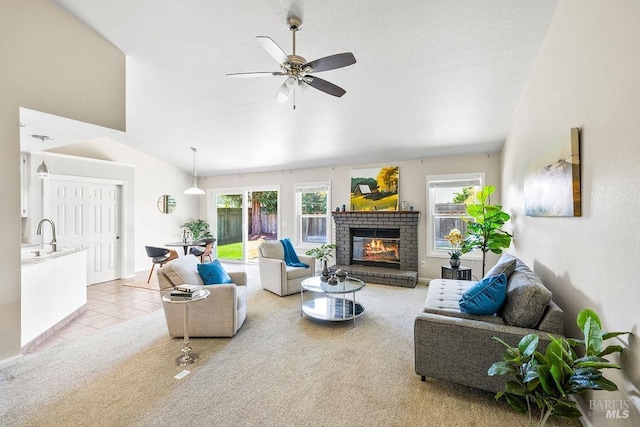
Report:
332,211,419,287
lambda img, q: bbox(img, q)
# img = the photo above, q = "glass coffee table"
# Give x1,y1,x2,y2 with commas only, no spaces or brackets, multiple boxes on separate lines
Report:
300,276,365,327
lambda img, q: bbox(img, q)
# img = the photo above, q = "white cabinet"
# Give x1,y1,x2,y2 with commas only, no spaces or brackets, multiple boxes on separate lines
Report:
20,152,28,217
21,249,88,348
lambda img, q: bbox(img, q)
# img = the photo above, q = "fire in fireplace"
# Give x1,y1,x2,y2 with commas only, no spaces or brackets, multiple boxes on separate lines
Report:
351,228,400,268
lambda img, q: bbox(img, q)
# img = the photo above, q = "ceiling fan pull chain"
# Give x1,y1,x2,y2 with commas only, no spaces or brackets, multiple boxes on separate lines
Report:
293,90,296,110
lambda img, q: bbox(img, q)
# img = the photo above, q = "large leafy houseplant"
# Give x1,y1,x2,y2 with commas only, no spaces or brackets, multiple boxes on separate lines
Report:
181,218,213,242
461,185,512,276
488,309,630,426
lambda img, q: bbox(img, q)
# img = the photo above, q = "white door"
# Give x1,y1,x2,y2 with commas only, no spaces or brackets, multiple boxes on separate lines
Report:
48,179,121,284
90,184,120,284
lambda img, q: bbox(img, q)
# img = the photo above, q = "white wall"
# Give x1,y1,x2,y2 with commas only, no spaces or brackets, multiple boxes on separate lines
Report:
501,1,640,423
0,1,125,366
204,152,501,281
51,138,199,272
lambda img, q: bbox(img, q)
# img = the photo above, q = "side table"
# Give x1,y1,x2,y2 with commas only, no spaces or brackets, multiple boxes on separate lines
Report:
162,288,210,365
441,265,472,281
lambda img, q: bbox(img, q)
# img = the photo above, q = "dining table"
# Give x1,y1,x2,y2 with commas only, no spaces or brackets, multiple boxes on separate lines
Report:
165,241,204,256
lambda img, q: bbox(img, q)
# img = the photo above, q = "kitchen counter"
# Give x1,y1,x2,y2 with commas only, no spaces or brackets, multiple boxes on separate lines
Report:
21,246,86,266
21,247,88,350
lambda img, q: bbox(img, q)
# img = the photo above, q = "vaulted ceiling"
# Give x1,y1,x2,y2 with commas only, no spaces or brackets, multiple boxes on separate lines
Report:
48,0,558,176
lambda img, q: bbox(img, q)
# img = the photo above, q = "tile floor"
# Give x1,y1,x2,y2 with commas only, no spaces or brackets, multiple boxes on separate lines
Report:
27,271,163,354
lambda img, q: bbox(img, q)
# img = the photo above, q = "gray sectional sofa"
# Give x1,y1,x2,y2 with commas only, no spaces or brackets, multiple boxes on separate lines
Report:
414,254,565,393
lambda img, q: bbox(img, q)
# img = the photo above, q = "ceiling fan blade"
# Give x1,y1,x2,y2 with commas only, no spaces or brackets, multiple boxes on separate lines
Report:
305,76,347,97
226,71,285,78
257,36,289,65
276,80,293,103
305,53,356,73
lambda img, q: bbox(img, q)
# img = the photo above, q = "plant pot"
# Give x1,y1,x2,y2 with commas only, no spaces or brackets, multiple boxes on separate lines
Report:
449,258,461,268
321,259,329,277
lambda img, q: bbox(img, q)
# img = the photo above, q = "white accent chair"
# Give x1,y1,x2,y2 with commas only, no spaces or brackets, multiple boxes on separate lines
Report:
157,255,247,337
258,240,315,296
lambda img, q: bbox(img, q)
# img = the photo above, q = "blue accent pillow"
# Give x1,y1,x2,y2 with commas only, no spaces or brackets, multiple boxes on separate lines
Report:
197,259,232,285
459,273,508,315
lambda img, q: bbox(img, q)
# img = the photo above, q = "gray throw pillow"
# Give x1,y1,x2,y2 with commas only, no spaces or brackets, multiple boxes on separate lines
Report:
500,268,552,328
483,253,517,280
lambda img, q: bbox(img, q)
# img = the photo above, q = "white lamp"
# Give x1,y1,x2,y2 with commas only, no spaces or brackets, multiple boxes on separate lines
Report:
184,147,205,195
32,135,53,179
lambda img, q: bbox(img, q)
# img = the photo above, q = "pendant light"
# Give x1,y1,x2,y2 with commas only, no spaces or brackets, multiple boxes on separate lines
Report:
32,135,53,179
184,147,205,195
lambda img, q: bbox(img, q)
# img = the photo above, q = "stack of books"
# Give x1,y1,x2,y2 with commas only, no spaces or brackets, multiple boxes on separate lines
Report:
168,284,201,300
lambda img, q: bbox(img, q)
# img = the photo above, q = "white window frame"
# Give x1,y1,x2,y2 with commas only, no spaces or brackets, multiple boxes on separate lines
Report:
294,181,331,248
426,173,484,259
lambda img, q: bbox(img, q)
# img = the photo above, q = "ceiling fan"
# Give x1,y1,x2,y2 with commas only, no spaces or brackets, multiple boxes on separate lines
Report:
226,16,356,105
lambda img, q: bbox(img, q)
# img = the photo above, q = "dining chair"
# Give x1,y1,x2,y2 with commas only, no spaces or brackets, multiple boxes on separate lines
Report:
144,246,178,283
189,238,216,263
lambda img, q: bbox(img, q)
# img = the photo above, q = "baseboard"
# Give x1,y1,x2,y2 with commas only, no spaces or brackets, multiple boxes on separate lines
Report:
0,354,22,370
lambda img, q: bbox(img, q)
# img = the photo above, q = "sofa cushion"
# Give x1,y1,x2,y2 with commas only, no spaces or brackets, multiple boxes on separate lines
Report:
163,255,205,286
259,241,285,260
500,268,552,328
459,273,508,315
483,253,517,280
424,279,505,325
198,259,232,285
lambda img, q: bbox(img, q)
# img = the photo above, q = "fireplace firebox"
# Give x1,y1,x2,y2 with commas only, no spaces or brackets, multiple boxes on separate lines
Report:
351,228,400,269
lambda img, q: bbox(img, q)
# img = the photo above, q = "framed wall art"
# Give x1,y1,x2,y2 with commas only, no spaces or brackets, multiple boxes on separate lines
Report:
350,166,398,211
524,127,581,217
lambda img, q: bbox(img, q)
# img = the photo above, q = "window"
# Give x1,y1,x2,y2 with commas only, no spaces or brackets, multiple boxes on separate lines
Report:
295,182,330,246
426,173,484,258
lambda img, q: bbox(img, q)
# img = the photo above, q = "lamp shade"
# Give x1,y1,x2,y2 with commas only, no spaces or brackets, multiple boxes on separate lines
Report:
185,147,205,195
36,161,49,178
32,134,53,179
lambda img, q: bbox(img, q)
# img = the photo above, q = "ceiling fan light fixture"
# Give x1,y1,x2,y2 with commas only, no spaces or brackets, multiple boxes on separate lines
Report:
285,76,298,89
184,147,205,195
32,134,53,179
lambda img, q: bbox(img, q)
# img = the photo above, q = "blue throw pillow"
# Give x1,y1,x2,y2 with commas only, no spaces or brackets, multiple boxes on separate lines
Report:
197,259,232,285
459,273,508,315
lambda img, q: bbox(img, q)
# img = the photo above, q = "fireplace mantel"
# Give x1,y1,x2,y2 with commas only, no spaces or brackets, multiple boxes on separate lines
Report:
332,211,419,287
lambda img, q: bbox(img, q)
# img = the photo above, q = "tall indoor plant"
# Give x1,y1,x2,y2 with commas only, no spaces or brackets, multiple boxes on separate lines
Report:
461,185,512,276
488,309,630,426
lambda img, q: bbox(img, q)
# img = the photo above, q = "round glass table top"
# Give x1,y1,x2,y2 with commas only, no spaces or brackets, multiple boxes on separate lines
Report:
301,276,365,294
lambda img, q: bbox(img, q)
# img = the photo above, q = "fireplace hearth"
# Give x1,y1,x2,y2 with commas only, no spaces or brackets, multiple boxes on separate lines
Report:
332,211,419,287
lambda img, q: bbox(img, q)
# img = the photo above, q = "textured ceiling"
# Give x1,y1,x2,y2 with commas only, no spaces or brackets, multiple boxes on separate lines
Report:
47,0,558,176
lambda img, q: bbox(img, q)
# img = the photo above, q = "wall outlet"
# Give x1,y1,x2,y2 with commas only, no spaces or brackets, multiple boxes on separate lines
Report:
420,260,426,267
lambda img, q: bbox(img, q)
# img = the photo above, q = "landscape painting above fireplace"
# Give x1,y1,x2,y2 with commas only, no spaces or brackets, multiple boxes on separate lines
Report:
350,166,398,211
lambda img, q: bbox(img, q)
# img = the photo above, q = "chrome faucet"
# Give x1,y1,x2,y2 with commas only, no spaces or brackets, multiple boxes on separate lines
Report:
36,218,57,253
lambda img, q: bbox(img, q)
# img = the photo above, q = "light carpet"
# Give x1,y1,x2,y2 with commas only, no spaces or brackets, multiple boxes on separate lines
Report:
0,278,577,426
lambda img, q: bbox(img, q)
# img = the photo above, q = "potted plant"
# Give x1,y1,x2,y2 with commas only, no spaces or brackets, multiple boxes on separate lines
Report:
444,228,463,268
181,218,213,242
488,309,630,426
306,243,338,277
461,185,512,276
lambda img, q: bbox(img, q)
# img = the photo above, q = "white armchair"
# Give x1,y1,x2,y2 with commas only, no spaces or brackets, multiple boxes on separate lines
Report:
157,255,247,337
258,240,315,296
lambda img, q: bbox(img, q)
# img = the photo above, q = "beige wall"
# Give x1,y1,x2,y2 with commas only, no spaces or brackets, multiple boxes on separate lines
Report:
204,152,501,280
501,0,640,422
0,1,125,366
